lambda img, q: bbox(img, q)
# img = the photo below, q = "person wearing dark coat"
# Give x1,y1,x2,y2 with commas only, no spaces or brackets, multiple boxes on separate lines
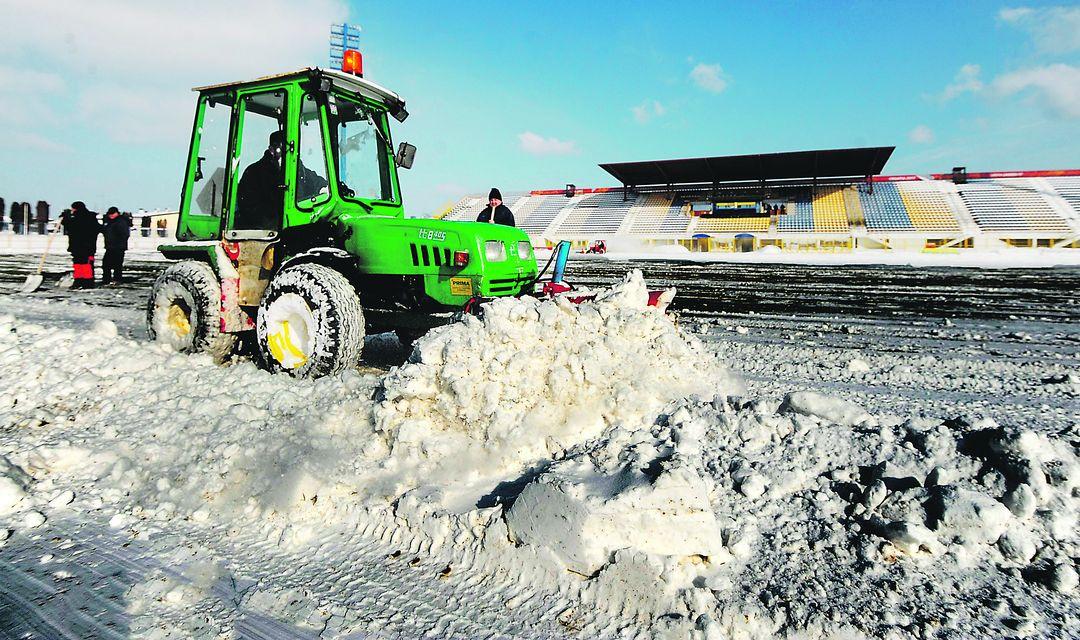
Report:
102,207,131,284
236,130,286,230
61,201,102,289
476,188,515,226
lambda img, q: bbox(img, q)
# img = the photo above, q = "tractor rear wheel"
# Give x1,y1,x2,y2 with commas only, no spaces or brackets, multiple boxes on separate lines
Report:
146,261,237,362
256,263,365,378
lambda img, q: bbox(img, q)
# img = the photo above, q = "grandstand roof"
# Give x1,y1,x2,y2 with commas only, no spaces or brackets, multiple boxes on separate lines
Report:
599,147,895,187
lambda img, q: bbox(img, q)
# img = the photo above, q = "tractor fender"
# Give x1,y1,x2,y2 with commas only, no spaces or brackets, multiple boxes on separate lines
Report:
276,248,362,292
278,247,356,274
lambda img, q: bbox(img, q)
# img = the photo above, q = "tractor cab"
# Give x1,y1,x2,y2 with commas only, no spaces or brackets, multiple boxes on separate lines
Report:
177,67,413,242
150,66,538,378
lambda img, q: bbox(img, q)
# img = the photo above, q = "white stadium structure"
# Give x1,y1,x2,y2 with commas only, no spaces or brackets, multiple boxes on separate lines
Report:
439,148,1080,253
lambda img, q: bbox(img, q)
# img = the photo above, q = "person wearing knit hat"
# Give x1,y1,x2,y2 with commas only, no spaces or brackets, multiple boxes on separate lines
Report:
61,201,102,289
102,206,132,284
476,187,516,226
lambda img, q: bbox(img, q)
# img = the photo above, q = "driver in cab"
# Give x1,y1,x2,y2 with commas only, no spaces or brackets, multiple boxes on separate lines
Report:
236,130,327,229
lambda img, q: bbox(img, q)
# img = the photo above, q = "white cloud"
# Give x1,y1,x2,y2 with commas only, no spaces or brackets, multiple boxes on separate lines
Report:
631,100,666,124
518,131,577,156
0,67,65,93
939,64,984,101
0,65,66,127
991,63,1080,119
76,84,195,144
0,0,346,147
999,6,1080,54
0,131,72,153
908,125,935,144
0,0,346,78
689,63,729,94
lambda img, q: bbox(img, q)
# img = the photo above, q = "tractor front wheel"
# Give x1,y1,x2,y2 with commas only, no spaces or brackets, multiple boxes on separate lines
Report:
256,263,365,378
146,261,237,362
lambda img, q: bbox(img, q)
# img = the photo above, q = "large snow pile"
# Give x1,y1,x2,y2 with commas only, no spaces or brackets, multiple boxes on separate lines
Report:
0,270,1077,638
374,271,736,503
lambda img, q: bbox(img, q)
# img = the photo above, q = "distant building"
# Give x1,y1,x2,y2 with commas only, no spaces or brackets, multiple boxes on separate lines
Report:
131,210,179,238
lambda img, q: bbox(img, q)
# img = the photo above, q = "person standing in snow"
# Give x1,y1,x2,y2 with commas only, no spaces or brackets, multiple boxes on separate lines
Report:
102,206,131,284
476,188,515,226
61,201,102,289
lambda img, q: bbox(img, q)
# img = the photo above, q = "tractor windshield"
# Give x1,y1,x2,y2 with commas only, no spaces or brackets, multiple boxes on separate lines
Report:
331,95,394,204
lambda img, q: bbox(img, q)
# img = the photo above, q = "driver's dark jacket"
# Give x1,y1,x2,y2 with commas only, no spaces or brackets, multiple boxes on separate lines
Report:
236,151,282,229
236,152,329,229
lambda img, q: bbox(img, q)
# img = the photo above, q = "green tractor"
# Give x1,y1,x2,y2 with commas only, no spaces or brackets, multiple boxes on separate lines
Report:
146,66,537,378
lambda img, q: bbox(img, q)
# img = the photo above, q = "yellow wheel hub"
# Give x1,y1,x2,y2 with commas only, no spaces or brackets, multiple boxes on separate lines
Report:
268,320,309,369
167,303,191,337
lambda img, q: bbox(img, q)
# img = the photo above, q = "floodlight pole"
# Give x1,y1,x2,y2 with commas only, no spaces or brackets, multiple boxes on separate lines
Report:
22,203,30,236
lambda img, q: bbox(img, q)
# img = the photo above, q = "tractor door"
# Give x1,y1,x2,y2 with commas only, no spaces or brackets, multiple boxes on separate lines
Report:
222,89,289,312
228,89,288,234
178,93,234,240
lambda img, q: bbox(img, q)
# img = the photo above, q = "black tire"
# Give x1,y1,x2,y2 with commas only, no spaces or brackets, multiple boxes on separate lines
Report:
256,263,365,378
146,261,237,362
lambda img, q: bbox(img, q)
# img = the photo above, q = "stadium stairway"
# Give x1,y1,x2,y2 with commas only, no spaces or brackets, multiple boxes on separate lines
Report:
843,187,866,232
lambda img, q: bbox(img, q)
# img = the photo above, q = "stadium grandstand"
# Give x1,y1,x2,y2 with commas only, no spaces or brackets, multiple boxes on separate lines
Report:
438,147,1080,253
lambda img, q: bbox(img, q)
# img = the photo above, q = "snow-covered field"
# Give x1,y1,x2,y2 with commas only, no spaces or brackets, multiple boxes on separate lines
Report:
0,255,1077,639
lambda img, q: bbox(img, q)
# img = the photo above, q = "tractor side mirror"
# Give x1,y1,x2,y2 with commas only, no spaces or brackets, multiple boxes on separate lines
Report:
395,142,416,169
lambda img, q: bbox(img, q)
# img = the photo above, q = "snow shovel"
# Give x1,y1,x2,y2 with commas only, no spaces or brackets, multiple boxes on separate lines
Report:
19,224,62,293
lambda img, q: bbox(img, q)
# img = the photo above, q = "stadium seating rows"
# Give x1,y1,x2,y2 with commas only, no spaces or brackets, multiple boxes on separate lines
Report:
776,196,815,232
554,191,632,235
442,176,1079,239
625,195,691,235
860,183,914,231
518,195,576,235
1046,177,1080,216
959,181,1071,233
810,188,851,232
896,184,962,231
691,215,769,233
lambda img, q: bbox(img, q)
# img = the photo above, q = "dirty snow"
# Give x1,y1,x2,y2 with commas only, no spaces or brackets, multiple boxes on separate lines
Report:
0,268,1078,638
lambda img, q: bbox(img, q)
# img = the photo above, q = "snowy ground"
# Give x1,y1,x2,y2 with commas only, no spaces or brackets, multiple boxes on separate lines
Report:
0,253,1077,639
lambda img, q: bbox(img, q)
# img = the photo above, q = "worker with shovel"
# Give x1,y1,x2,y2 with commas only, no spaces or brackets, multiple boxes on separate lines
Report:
476,188,515,226
61,201,102,289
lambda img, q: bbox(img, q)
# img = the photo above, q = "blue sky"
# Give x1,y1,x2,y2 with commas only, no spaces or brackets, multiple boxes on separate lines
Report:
1,1,1077,216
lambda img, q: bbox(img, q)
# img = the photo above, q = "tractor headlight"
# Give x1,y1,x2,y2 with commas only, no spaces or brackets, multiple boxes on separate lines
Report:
484,240,507,262
517,241,532,260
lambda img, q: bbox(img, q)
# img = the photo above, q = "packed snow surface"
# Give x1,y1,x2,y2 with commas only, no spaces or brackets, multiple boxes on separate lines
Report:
0,270,1077,638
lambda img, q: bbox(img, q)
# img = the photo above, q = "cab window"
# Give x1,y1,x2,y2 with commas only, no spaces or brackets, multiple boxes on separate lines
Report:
190,95,231,218
331,95,394,203
296,93,330,207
